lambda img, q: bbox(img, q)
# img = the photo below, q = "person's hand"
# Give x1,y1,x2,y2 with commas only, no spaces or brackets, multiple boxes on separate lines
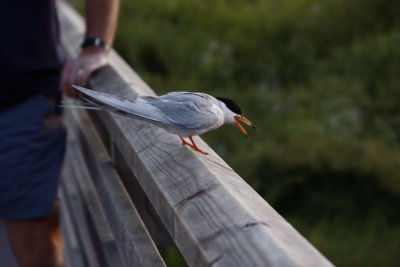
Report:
60,47,108,98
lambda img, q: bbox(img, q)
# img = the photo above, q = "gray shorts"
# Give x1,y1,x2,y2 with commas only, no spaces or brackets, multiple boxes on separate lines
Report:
0,94,66,220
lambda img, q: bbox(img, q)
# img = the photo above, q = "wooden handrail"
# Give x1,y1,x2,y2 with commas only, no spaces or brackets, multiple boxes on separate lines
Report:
59,1,334,266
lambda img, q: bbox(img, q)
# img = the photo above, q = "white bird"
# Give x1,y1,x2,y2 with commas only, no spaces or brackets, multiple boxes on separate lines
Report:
62,85,256,154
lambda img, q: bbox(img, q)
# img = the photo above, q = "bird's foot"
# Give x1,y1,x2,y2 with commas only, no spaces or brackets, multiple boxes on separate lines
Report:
180,137,209,155
192,146,209,155
180,137,194,148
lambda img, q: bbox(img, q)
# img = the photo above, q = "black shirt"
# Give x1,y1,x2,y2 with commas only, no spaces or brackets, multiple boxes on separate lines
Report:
0,0,64,108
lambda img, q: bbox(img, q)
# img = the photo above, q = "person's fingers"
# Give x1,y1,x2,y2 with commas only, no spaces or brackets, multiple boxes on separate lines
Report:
60,62,75,96
60,62,68,92
66,72,79,97
74,67,87,86
74,59,106,87
60,52,109,98
64,61,84,98
66,61,78,89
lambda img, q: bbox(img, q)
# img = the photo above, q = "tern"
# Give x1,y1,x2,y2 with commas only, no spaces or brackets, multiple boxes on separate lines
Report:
63,85,256,154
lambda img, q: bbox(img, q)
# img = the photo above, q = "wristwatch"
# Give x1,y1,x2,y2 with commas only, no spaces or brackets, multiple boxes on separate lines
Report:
81,37,108,49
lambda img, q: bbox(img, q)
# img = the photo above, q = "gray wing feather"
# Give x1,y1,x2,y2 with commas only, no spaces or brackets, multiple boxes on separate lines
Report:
160,92,214,102
60,101,104,110
153,98,219,130
72,85,169,124
71,86,220,132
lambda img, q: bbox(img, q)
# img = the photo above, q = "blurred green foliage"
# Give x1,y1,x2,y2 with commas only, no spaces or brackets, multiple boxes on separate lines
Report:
74,0,400,266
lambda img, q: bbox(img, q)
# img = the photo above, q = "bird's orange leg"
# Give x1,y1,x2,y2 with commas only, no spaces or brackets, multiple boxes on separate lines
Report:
189,136,208,155
180,137,208,155
180,137,195,148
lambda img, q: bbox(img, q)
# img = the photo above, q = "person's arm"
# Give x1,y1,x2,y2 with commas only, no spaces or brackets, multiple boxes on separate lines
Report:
60,0,119,97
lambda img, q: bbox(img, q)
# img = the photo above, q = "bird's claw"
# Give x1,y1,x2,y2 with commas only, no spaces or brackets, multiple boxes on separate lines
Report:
192,147,208,155
180,137,209,155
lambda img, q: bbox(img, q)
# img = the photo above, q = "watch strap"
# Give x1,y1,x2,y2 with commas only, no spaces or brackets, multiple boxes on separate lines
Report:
81,37,108,49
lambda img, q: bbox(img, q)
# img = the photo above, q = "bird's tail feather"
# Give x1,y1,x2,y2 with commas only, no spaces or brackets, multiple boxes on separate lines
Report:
59,101,103,110
69,85,166,124
60,100,132,117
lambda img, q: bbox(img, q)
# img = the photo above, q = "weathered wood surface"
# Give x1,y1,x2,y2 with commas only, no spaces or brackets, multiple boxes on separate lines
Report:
60,190,86,267
59,1,334,266
65,107,166,267
62,159,101,267
62,133,122,267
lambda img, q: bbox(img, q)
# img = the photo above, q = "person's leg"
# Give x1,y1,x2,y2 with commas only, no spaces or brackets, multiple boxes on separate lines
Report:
5,202,63,267
0,94,66,267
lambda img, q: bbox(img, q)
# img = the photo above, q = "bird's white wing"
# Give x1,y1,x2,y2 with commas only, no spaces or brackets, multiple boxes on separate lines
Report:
152,98,221,131
159,92,221,130
70,85,170,124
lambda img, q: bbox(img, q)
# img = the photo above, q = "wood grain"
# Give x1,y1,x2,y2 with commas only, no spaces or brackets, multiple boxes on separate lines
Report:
65,107,166,267
64,129,123,267
60,189,86,267
61,159,101,267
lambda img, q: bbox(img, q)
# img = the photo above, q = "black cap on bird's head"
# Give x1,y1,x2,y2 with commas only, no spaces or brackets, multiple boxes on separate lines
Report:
215,97,257,139
215,97,243,116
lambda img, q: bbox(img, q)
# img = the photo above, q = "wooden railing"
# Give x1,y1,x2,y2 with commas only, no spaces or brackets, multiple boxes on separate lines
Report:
59,2,334,267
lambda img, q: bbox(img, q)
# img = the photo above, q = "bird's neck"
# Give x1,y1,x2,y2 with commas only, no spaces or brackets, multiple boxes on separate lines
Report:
218,103,235,125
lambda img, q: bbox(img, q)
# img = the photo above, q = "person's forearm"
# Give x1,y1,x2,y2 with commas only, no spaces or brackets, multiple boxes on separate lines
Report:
60,0,119,95
84,0,119,48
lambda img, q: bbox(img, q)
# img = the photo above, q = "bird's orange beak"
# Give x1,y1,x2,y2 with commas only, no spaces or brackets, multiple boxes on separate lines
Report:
234,116,257,140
